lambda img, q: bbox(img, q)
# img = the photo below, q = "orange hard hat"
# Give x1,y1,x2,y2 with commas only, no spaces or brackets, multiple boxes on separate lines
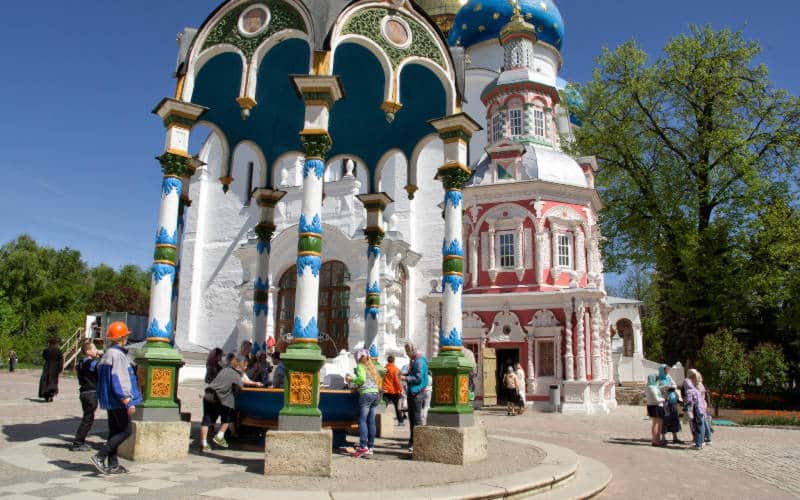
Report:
107,321,130,340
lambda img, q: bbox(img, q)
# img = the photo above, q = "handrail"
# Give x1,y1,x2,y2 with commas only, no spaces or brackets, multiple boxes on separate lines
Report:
62,327,84,369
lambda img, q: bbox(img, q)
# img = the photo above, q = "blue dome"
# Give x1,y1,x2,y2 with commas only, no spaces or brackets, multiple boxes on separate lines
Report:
448,0,564,50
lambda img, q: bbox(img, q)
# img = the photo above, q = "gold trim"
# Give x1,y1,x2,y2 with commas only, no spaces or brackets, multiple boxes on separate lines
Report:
169,122,192,131
165,148,191,158
236,96,257,110
174,75,186,99
440,346,463,351
442,136,468,145
312,51,331,75
444,271,464,277
304,100,332,108
146,337,171,343
381,100,403,114
298,250,322,257
163,174,182,180
298,232,323,239
443,255,464,261
153,260,176,266
155,244,177,250
294,338,319,343
299,128,330,136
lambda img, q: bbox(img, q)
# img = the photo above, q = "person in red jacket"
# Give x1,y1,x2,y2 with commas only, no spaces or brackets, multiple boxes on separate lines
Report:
382,355,405,425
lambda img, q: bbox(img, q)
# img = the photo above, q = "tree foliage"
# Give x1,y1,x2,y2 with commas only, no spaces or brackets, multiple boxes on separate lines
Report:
697,329,749,408
748,343,789,395
0,235,151,363
570,26,800,367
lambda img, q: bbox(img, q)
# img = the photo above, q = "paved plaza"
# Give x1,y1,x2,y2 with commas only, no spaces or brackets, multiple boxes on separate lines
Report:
0,370,798,499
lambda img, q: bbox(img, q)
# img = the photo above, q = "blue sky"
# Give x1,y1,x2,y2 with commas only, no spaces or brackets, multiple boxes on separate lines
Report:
0,1,797,270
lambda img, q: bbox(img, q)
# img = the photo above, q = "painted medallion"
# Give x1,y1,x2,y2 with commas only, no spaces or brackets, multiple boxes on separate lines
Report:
239,5,270,36
383,18,411,48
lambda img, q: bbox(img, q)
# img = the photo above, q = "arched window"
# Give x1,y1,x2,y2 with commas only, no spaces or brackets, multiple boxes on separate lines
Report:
275,261,351,358
491,111,503,143
616,319,634,357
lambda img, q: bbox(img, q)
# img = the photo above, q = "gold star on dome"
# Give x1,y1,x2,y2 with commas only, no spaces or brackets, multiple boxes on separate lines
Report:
473,3,482,12
493,12,500,19
553,22,558,30
540,1,548,11
478,25,485,31
462,23,468,29
525,13,533,19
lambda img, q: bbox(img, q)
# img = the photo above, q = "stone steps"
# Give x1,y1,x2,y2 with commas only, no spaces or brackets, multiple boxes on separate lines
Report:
615,385,646,406
530,456,612,499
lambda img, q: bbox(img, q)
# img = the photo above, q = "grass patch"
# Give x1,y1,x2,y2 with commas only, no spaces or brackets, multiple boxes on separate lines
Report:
740,416,800,427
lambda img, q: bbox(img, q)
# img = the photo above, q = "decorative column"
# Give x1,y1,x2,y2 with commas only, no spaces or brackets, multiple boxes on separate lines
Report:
564,301,574,381
170,196,189,340
526,335,535,395
253,189,287,347
487,221,497,282
278,76,343,431
356,193,393,352
426,114,481,429
469,234,479,288
535,230,547,285
591,302,602,378
575,301,586,381
138,98,206,419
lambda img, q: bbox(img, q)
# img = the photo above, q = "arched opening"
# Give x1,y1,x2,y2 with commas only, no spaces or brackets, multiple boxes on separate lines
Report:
616,319,634,357
276,261,351,358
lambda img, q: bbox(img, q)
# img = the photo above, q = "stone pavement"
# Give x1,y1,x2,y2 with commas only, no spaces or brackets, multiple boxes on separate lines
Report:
1,369,798,499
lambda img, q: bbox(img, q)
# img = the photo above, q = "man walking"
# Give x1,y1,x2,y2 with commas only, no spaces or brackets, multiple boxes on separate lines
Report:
70,340,102,451
402,342,428,453
90,322,142,475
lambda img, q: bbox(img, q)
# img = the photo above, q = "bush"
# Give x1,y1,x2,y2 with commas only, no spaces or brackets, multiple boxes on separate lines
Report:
748,343,789,394
741,416,800,427
697,329,750,410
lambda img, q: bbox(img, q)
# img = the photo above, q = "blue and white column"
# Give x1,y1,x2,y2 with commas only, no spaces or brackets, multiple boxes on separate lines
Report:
253,189,286,349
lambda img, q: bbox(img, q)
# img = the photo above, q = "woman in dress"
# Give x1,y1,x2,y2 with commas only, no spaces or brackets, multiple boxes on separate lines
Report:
38,335,63,402
658,364,683,444
514,362,527,415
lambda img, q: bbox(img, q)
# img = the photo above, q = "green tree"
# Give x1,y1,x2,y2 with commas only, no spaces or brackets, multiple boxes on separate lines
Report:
748,343,789,395
697,329,749,414
570,26,800,365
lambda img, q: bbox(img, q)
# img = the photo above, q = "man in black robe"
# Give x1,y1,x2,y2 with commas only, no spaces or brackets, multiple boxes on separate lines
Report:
38,335,63,402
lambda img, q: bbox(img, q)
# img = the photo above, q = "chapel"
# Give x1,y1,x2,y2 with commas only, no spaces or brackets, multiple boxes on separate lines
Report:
171,0,646,414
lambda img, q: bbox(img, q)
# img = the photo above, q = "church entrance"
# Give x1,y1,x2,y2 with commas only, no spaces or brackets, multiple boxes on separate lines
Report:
276,261,351,358
495,348,520,404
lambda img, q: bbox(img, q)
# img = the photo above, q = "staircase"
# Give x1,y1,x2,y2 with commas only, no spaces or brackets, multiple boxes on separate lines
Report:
615,384,646,406
61,328,84,370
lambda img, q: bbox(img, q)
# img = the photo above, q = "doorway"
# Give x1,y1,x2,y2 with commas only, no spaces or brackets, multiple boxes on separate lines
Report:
496,348,520,404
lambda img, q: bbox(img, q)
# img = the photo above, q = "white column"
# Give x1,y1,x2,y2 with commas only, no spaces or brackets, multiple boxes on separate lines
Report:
576,229,586,275
535,231,547,285
591,302,602,379
564,302,574,381
253,190,285,347
357,193,393,352
469,234,479,288
487,222,497,282
527,335,535,394
576,301,586,381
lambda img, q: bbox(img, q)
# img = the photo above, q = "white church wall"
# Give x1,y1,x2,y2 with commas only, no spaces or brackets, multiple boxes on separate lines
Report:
411,139,446,357
463,69,495,162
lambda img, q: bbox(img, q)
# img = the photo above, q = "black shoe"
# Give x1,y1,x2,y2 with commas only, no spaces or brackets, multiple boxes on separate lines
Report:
70,443,91,452
107,465,128,474
89,455,107,474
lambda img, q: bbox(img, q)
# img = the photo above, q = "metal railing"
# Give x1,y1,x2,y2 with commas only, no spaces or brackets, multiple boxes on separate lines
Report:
61,327,84,369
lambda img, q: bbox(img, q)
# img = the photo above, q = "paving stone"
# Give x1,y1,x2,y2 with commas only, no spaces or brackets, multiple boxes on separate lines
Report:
104,485,140,495
54,492,117,500
128,478,182,490
47,477,83,485
0,482,51,494
71,478,114,491
170,473,200,482
1,495,46,500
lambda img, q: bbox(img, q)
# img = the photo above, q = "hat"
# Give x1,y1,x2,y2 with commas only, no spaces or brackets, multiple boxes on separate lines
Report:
355,349,369,361
107,321,130,340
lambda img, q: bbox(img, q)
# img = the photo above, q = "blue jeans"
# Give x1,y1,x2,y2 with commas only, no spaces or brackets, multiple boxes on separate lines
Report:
358,392,379,449
703,416,712,442
693,413,706,447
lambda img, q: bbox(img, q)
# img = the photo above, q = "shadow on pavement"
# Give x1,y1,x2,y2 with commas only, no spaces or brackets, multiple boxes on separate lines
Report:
2,417,86,442
605,437,658,447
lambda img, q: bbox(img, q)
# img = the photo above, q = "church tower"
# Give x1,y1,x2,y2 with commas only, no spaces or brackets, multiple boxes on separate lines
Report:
415,0,464,36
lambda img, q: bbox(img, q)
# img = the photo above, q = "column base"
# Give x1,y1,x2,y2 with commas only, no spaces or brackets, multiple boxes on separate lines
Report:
118,420,190,462
413,424,487,465
426,411,474,427
265,430,332,477
278,414,322,431
133,406,181,422
561,381,590,415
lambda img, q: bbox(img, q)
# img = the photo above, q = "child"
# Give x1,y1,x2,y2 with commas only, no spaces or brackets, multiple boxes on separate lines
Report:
199,358,245,452
70,340,102,451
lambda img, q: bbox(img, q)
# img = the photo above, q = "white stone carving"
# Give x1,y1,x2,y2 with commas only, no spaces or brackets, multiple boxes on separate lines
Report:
531,309,559,327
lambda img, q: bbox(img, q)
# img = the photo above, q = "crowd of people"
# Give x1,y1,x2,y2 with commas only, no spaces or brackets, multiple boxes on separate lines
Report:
645,364,713,450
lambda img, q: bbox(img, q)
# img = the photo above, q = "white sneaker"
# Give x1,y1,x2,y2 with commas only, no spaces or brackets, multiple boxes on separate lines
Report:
367,448,374,456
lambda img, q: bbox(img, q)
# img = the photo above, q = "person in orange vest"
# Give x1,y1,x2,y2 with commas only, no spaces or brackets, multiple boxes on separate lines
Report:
90,321,142,475
382,355,405,425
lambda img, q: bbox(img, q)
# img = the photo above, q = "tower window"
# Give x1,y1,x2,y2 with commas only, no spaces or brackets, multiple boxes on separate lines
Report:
491,112,503,143
499,232,515,268
509,108,523,137
557,234,572,268
533,108,545,138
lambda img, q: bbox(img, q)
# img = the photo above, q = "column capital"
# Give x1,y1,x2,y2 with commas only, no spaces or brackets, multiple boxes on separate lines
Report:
157,152,202,177
291,75,345,106
152,98,207,129
437,164,473,190
254,188,287,208
364,228,385,247
356,192,394,211
299,131,332,159
429,113,482,139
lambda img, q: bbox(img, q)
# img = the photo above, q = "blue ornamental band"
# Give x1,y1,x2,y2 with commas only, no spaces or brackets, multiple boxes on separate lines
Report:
303,158,325,179
162,177,183,197
439,326,463,348
147,319,173,340
296,255,322,277
292,316,318,339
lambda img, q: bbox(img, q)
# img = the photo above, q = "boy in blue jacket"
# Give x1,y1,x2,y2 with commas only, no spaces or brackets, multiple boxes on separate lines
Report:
90,321,142,475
